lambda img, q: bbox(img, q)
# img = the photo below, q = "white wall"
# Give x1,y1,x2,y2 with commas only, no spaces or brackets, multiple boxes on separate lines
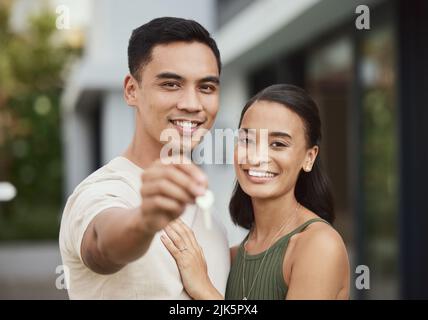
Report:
100,92,135,165
62,107,97,197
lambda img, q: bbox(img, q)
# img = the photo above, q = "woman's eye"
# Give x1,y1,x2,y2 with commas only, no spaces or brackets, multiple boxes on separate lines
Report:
271,141,288,148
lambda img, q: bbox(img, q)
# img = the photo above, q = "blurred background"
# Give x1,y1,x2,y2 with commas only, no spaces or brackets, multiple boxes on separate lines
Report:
0,0,427,299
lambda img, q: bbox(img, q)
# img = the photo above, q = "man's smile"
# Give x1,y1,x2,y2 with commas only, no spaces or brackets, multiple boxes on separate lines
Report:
169,118,205,134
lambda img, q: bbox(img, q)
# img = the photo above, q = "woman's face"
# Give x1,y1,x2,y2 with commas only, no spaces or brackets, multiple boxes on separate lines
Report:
234,100,319,199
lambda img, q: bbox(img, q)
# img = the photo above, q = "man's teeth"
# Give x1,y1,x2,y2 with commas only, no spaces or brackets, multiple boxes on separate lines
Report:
172,120,198,128
248,169,276,178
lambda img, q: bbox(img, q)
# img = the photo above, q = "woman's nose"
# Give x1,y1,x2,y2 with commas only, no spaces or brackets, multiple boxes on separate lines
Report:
247,145,269,167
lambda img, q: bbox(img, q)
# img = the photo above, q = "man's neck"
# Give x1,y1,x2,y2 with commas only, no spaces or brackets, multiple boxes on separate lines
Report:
123,122,162,170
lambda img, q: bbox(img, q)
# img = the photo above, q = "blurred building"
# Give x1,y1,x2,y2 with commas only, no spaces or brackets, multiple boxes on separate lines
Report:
214,0,428,299
62,0,428,299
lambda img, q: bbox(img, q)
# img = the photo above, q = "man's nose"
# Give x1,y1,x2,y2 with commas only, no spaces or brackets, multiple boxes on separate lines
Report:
176,88,203,112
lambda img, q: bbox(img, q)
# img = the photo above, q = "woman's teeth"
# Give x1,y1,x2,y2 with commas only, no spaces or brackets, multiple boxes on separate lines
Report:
248,169,276,178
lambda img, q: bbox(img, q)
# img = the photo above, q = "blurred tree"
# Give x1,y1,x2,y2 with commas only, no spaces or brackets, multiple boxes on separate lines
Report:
0,0,81,239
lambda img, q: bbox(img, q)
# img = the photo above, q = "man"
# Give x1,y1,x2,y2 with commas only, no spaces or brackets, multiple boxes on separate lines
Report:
59,17,230,299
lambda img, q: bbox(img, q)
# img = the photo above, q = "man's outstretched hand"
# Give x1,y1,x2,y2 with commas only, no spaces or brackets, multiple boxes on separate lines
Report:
138,155,208,235
81,155,208,275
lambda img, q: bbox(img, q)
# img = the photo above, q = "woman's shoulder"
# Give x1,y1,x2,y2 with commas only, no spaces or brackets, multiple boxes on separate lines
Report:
284,213,350,299
290,212,349,272
296,212,344,252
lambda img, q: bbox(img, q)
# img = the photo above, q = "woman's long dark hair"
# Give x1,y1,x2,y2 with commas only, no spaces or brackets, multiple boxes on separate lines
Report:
229,84,335,229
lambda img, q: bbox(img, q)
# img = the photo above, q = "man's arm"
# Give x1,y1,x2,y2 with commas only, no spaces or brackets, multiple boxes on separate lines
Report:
80,157,208,275
81,207,155,274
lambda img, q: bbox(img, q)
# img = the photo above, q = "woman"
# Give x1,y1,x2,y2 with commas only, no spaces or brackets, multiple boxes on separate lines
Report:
161,84,350,299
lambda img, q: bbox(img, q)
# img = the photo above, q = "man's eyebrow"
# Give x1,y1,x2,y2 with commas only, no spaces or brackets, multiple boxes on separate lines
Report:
155,72,183,80
239,128,256,137
155,73,219,84
199,76,220,84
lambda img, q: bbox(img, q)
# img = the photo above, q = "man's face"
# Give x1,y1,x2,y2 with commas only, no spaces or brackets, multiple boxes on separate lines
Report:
124,41,220,153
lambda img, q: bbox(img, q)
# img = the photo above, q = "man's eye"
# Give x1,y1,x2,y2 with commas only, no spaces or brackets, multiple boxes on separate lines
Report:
200,85,215,93
238,137,255,145
162,82,180,89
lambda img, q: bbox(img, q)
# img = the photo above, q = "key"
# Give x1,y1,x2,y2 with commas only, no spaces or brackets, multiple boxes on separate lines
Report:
196,190,214,229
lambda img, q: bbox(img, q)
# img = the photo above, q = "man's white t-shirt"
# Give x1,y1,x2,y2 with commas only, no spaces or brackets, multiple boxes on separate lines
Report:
59,156,230,299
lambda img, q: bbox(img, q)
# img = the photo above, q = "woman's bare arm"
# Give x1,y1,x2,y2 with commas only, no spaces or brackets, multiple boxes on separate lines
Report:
285,226,350,300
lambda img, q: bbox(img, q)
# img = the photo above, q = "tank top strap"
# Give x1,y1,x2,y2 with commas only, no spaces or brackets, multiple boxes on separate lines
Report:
239,217,329,252
284,217,330,239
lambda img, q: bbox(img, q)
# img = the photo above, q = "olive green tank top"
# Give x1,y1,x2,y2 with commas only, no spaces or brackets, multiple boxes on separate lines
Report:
225,218,329,300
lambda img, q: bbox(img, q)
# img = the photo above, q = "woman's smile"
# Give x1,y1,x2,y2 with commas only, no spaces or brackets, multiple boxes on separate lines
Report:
242,168,280,184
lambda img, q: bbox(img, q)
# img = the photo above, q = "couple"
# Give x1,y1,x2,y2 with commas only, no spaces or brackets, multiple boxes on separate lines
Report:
59,17,350,300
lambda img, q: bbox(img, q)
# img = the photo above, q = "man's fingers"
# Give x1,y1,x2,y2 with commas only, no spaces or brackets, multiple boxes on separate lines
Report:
141,180,194,205
149,196,185,218
163,167,206,197
161,155,207,188
142,166,206,198
174,162,208,189
155,155,206,186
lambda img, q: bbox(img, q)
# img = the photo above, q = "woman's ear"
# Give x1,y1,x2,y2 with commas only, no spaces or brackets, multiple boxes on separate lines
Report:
123,74,139,107
303,145,319,172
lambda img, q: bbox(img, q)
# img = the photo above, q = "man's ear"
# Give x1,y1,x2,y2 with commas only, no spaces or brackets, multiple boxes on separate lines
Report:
124,74,139,107
303,145,319,172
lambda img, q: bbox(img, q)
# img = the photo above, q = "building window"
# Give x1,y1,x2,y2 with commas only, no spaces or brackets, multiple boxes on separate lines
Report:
360,22,398,299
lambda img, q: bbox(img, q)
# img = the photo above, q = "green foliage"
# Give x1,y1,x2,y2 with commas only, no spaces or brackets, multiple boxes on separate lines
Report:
0,1,80,240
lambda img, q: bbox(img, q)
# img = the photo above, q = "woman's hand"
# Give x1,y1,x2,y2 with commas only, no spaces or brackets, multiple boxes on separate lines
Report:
160,219,223,300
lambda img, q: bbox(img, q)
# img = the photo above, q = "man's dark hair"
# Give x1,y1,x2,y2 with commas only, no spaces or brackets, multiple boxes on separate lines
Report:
128,17,221,81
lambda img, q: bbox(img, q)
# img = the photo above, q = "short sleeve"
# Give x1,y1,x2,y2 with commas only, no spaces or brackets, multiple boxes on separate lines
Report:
63,178,137,263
